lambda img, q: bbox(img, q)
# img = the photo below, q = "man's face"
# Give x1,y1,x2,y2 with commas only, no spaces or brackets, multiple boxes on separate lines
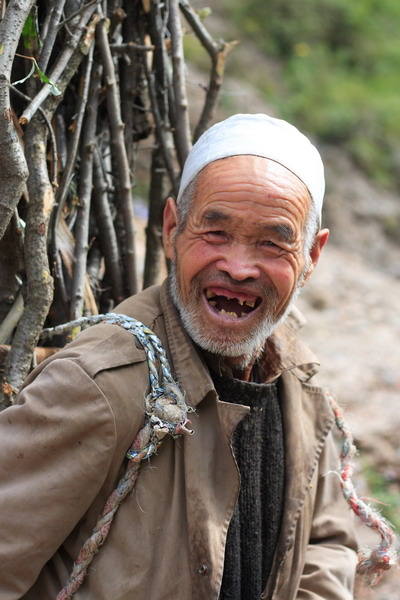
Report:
163,156,327,364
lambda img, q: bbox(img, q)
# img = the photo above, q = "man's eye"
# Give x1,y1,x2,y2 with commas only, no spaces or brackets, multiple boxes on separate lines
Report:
205,230,226,239
262,240,279,248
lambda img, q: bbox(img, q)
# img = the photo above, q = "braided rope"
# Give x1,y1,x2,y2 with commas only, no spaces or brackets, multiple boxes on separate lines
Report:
41,314,194,600
325,389,398,586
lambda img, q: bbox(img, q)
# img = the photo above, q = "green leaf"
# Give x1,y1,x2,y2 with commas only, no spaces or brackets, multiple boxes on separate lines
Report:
12,63,35,86
21,7,41,52
13,55,62,96
33,60,62,96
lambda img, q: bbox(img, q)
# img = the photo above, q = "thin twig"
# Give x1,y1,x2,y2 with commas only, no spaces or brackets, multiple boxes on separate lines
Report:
110,41,154,53
193,40,238,142
168,0,191,167
179,0,238,141
10,84,58,187
143,147,166,289
93,148,124,305
0,291,24,345
96,10,138,295
146,0,179,191
179,0,217,55
58,0,101,29
70,43,97,321
19,3,99,125
145,68,179,197
0,0,34,242
52,40,97,235
38,0,67,73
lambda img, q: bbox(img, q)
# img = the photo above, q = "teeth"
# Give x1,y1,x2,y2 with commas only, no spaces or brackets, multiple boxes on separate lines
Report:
238,299,244,306
219,309,239,318
241,312,247,317
205,289,214,299
209,300,217,306
245,300,255,308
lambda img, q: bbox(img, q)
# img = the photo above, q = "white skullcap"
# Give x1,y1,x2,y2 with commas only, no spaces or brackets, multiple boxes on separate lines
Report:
177,113,325,225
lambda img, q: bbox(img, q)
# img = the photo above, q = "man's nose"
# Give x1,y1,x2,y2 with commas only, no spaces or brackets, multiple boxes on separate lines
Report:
215,244,261,281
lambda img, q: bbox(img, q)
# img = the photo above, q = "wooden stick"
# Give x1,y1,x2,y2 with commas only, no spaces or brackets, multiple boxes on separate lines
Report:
38,0,67,72
179,0,238,141
0,0,33,241
70,44,97,322
168,0,191,167
96,10,139,296
93,148,125,305
19,3,98,125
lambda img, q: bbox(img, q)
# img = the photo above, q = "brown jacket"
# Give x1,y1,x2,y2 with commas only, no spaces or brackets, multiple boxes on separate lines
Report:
0,282,357,599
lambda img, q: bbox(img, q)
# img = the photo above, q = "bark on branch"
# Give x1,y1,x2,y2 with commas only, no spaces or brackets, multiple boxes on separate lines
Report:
168,0,191,167
2,114,55,404
19,2,98,125
70,45,97,321
96,11,138,295
179,0,238,141
0,0,34,241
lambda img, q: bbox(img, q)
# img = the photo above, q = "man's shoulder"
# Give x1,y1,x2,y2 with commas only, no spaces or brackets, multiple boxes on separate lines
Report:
23,284,165,389
67,283,164,377
113,283,163,323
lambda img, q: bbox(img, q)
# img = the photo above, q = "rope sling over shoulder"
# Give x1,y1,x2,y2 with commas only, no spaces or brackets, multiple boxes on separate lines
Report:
39,313,397,598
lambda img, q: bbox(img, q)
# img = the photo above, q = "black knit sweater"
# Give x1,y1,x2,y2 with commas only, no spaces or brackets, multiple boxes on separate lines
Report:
212,373,285,600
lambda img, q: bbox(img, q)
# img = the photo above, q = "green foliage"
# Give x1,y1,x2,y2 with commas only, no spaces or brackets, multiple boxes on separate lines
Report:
362,462,400,530
220,0,400,186
21,6,41,52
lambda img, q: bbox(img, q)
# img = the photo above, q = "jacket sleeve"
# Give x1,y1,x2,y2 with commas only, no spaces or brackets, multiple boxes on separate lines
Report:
296,433,358,600
0,358,118,599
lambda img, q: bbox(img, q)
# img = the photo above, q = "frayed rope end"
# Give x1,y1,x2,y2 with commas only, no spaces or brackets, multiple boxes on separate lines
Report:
325,389,399,587
357,544,399,587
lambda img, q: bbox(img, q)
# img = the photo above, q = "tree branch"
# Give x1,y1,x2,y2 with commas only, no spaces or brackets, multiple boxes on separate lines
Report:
10,84,58,187
0,0,35,241
168,0,191,167
179,0,238,141
70,43,97,321
110,41,154,54
93,146,125,306
96,10,138,295
38,0,67,72
143,147,167,289
58,0,101,30
50,38,96,256
18,3,99,125
2,114,55,404
146,0,179,195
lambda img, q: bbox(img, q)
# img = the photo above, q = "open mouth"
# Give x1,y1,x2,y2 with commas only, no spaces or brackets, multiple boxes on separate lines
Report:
205,288,261,319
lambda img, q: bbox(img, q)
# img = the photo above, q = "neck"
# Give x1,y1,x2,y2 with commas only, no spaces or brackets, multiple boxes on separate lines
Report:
202,348,263,382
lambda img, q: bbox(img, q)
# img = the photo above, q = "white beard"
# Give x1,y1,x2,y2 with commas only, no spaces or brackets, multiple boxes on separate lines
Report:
168,256,303,368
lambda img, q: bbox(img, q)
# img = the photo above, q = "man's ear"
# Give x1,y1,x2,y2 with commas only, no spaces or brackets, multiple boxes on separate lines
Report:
162,197,178,260
301,228,329,285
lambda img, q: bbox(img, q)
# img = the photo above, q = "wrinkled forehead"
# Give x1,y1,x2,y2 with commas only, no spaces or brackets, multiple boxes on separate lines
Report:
190,156,312,232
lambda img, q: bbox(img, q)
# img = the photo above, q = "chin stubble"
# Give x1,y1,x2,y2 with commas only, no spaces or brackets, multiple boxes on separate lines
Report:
168,257,302,364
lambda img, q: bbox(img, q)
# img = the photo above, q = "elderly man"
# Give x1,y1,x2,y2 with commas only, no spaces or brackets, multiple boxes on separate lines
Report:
0,114,357,599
